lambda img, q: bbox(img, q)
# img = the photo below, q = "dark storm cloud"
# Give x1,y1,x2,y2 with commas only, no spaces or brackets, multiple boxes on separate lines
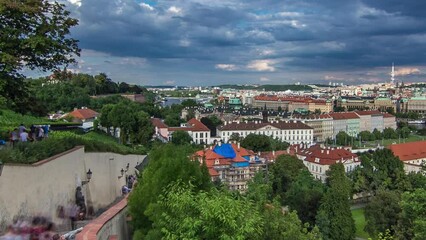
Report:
61,0,426,85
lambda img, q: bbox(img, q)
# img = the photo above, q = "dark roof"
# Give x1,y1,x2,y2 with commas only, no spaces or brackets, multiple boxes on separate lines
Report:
218,121,312,131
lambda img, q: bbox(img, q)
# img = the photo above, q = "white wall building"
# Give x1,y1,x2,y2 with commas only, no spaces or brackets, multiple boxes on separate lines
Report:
217,120,313,145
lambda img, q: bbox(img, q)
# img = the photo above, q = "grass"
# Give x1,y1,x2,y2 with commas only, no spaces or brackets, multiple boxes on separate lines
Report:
353,134,425,148
352,208,370,239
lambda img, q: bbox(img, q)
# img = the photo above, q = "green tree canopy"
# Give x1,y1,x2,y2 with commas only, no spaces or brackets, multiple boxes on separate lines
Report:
270,154,307,201
316,163,355,240
364,190,401,237
171,130,193,145
396,188,426,240
286,170,325,227
0,0,80,113
128,144,211,236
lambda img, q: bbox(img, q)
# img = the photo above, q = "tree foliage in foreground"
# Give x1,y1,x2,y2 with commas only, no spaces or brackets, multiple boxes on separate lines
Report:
316,163,355,240
364,190,401,237
0,0,80,112
240,133,289,152
395,188,426,240
128,144,211,237
141,182,321,240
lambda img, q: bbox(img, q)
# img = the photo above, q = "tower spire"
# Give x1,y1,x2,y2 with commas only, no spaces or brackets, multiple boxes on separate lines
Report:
391,62,395,85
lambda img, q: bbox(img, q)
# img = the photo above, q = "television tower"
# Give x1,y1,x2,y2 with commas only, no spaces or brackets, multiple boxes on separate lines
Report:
391,62,395,85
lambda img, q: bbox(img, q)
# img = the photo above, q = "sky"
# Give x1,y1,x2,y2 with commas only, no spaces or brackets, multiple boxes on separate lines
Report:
33,0,426,86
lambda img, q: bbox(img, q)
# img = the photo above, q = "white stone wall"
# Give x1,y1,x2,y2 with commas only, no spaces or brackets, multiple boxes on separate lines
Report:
0,147,146,229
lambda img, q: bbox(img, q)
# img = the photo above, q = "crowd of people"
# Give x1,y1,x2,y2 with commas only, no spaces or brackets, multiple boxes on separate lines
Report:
7,124,49,146
0,216,62,240
121,175,137,195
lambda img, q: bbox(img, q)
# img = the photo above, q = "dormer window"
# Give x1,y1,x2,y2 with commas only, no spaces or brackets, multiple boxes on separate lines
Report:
215,159,220,165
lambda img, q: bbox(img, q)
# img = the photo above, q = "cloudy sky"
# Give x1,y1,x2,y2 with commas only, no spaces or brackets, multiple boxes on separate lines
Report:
43,0,426,85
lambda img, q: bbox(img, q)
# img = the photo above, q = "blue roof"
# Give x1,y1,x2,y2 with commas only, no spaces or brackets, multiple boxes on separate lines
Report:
213,143,236,159
232,162,250,167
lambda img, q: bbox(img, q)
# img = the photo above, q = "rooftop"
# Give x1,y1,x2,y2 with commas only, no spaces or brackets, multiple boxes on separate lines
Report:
388,141,426,161
218,120,312,131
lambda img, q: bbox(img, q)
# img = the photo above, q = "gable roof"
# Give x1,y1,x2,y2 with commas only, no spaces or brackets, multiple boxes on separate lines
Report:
69,108,99,120
168,118,210,132
329,112,360,120
151,118,168,129
388,141,426,161
355,110,382,116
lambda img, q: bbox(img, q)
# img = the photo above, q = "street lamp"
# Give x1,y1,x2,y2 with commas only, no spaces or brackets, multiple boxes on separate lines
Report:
82,169,93,185
0,161,4,177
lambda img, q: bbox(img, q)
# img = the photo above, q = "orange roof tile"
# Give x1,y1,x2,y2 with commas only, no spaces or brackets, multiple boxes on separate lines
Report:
151,118,168,128
69,108,99,120
388,141,426,161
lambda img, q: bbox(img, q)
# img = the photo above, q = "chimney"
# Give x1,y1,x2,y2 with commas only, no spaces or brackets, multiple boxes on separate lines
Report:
321,150,324,154
287,148,290,154
327,150,329,155
74,107,77,111
218,141,222,146
224,121,227,126
272,150,275,156
238,142,240,149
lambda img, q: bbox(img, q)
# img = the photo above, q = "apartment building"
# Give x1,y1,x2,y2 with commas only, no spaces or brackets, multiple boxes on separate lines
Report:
252,95,332,112
193,143,265,192
328,112,360,137
217,120,314,145
289,114,333,142
151,118,211,144
294,144,360,182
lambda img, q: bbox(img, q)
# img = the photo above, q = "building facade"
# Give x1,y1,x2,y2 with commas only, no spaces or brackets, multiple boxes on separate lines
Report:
389,141,426,173
290,114,333,142
294,144,360,182
407,97,426,114
217,120,314,145
194,143,265,192
151,118,211,144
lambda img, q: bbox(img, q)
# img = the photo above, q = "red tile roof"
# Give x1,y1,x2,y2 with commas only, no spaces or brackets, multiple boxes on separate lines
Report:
151,118,168,128
355,110,382,116
69,108,99,120
382,113,396,118
295,144,358,165
169,118,210,132
388,141,426,161
329,112,360,120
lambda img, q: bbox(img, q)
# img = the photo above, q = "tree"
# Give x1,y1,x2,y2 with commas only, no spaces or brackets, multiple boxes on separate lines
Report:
383,128,398,139
398,126,410,139
171,130,193,145
128,145,211,236
359,131,375,142
241,134,272,152
364,190,401,237
373,128,382,141
1,0,80,112
181,99,198,108
286,170,325,227
98,104,114,134
316,163,355,240
201,116,222,137
130,111,154,145
335,131,352,146
270,155,307,201
396,189,426,240
144,183,263,240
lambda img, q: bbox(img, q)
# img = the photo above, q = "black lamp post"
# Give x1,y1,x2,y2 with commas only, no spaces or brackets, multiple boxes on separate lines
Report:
0,161,3,177
82,169,93,185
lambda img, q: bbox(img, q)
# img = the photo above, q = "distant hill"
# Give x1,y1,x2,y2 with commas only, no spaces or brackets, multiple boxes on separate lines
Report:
216,84,313,91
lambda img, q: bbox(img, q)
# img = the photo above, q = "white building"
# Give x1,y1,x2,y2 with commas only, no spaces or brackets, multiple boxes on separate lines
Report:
294,144,360,182
217,120,313,145
389,141,426,173
151,118,211,144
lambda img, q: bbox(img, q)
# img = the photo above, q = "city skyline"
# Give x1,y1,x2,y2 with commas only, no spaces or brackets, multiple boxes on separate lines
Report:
28,0,426,86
